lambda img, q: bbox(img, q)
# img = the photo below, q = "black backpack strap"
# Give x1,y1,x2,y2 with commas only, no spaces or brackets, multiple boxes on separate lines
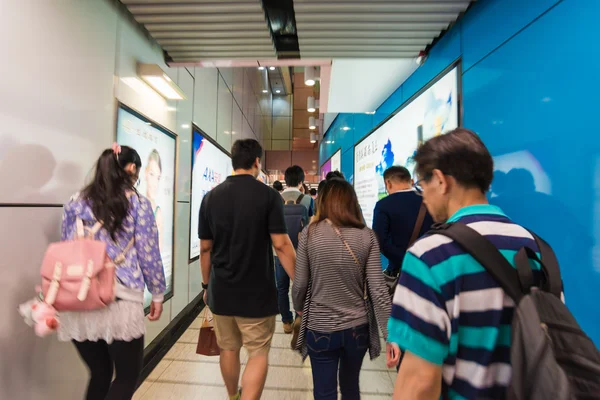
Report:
296,194,305,205
527,231,562,298
429,223,524,303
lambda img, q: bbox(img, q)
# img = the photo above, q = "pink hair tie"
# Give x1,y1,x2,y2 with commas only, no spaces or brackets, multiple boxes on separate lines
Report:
111,142,122,159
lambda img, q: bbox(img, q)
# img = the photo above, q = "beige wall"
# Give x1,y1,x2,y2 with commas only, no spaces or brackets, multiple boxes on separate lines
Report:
0,1,272,399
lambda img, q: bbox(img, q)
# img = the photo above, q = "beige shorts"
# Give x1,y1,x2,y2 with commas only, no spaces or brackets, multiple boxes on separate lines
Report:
212,314,276,357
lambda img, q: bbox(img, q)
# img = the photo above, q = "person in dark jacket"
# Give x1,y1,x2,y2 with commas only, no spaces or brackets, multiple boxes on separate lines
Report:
372,166,433,276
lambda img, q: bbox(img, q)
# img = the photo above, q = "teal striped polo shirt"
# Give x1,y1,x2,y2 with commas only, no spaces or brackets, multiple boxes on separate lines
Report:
388,204,546,400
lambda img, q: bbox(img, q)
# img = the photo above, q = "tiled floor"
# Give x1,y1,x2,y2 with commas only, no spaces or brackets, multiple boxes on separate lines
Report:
134,313,396,399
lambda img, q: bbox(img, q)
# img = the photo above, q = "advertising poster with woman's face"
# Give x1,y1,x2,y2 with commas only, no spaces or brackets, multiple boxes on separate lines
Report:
116,106,176,307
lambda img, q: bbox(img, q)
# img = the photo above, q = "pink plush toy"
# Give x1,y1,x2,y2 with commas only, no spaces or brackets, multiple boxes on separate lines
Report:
31,302,59,337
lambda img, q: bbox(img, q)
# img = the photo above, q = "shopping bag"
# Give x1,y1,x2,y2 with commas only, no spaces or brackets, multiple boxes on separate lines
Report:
196,307,220,356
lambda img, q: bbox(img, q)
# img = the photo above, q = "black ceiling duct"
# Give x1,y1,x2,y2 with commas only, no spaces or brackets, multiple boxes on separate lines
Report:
261,0,299,59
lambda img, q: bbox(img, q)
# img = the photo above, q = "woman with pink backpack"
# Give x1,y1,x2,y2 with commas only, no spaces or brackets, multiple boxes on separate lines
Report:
56,144,166,399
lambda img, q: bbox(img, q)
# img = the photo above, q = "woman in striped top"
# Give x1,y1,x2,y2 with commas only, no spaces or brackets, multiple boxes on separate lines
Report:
292,179,392,400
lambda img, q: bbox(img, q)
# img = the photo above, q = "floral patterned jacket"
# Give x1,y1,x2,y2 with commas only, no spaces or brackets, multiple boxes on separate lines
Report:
61,192,166,303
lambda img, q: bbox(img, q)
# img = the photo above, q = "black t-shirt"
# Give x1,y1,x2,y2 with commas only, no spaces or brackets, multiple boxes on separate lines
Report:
199,174,287,318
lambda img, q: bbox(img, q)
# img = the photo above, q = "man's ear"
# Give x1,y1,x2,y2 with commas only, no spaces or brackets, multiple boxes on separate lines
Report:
432,169,450,195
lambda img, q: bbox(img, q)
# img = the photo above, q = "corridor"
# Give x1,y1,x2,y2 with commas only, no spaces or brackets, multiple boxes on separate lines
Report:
134,313,395,399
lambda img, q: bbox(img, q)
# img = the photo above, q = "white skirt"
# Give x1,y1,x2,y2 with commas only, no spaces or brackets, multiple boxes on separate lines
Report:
57,300,145,343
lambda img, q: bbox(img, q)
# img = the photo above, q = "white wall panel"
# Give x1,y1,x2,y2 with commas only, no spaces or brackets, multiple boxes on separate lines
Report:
176,68,194,203
115,14,176,132
232,103,243,144
0,0,118,205
189,260,202,304
170,202,192,319
0,207,88,400
216,75,233,152
193,67,218,139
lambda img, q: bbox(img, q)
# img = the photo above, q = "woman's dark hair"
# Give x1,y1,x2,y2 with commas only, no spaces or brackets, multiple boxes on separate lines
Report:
326,170,344,181
273,180,284,192
118,145,142,171
414,128,493,193
313,179,364,229
82,147,138,239
309,188,317,196
231,139,263,170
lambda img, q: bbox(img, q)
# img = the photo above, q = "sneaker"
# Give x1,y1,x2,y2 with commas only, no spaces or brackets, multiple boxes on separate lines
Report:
290,316,301,350
229,389,241,400
283,322,293,334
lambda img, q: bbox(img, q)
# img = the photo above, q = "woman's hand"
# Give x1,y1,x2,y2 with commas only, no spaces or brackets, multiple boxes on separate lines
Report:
386,342,401,368
148,301,163,321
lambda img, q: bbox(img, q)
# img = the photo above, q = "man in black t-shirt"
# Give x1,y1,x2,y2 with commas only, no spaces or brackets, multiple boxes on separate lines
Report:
199,139,296,400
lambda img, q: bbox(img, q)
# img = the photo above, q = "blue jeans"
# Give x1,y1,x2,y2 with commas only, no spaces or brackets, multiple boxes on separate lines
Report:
275,257,293,323
307,324,369,400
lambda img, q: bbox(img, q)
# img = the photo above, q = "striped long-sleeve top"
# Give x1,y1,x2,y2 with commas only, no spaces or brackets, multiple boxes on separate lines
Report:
388,204,551,400
292,221,391,339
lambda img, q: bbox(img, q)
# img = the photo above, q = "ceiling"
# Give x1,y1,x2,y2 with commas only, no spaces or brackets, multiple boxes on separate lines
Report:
121,0,474,62
294,0,472,58
120,0,276,62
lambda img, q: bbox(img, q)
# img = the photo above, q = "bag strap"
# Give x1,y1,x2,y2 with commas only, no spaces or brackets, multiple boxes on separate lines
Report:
325,219,367,300
429,223,524,303
408,202,427,248
528,231,562,298
296,194,305,205
75,217,134,265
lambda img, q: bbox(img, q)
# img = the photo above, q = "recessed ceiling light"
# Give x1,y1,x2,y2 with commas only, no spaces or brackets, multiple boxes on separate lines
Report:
275,89,281,94
181,124,190,129
342,127,351,131
365,111,376,115
262,89,269,93
258,66,265,70
269,66,276,71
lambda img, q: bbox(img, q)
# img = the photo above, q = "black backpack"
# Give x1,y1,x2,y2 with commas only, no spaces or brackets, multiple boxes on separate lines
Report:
283,194,309,249
431,223,600,400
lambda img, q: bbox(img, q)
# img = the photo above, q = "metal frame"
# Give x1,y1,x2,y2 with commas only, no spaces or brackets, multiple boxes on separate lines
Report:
115,102,178,311
187,124,232,263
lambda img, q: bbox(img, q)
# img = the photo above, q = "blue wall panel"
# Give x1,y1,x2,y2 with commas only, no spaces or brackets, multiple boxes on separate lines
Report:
320,0,600,344
461,0,562,71
465,0,600,342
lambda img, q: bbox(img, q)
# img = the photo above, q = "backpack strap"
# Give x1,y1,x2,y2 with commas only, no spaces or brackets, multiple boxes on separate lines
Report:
76,218,103,239
296,194,305,205
429,223,524,303
527,231,562,298
75,218,134,265
408,203,427,248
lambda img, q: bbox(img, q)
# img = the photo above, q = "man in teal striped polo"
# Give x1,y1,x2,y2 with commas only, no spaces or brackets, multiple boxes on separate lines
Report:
387,128,543,399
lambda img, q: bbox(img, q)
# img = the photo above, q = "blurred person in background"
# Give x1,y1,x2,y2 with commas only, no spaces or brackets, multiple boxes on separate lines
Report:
273,180,284,193
293,179,391,400
276,166,313,335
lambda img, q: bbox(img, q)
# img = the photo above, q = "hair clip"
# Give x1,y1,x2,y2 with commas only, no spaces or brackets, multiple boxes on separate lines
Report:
111,142,122,159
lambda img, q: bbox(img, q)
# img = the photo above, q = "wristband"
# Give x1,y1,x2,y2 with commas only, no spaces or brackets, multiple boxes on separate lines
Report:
202,283,209,290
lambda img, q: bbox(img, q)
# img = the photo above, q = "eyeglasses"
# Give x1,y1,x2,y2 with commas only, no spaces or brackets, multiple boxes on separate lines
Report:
413,173,432,196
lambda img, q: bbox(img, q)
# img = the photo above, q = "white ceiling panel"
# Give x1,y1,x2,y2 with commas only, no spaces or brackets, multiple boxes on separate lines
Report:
327,59,419,113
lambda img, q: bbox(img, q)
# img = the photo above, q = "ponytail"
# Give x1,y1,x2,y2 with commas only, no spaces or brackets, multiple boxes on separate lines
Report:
82,146,139,239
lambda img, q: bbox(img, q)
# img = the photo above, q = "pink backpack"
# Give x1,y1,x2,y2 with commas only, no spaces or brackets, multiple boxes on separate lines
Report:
40,218,134,311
